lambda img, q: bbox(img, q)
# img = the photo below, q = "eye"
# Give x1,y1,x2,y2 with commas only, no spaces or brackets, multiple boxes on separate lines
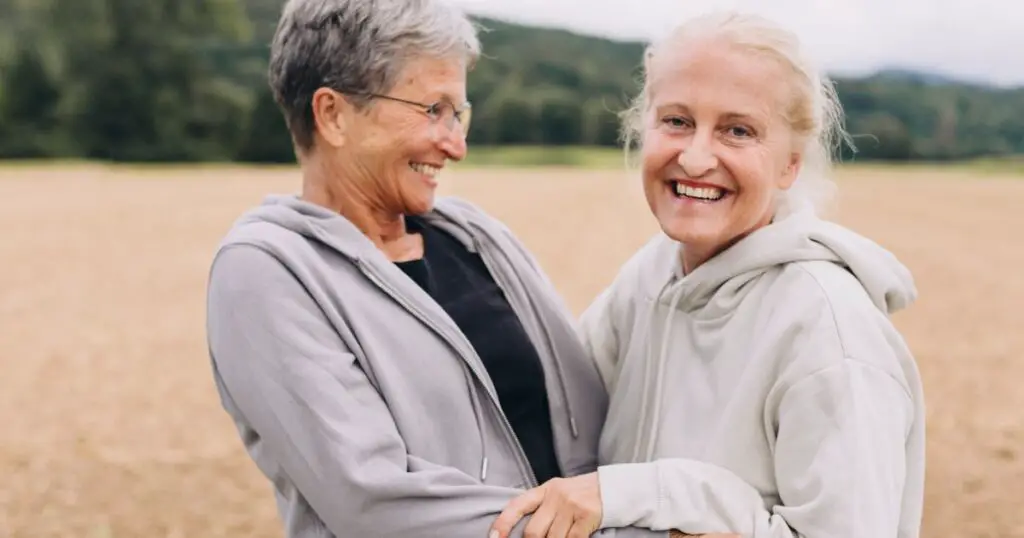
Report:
726,125,755,138
425,102,445,119
660,116,691,129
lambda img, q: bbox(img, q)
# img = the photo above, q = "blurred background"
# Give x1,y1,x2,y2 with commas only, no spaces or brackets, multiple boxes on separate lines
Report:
1,0,1022,537
2,0,1023,164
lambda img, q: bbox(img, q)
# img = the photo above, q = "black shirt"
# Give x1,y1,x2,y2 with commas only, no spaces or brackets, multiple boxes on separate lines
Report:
394,215,562,484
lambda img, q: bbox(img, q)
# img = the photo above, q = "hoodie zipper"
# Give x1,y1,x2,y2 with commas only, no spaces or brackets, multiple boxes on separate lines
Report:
357,259,540,489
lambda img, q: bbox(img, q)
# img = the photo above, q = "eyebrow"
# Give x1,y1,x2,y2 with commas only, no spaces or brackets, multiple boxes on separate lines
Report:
720,112,760,123
440,92,470,105
656,104,763,123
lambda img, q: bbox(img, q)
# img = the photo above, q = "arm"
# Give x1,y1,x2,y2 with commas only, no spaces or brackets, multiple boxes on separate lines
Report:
207,245,544,538
598,361,913,538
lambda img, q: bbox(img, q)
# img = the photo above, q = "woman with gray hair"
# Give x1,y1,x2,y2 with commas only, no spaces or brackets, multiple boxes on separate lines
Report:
491,11,926,538
205,0,684,537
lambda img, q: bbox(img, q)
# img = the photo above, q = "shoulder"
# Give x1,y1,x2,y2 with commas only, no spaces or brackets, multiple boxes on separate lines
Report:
208,243,297,305
207,206,324,309
212,206,305,267
764,260,916,390
210,202,348,285
776,259,894,335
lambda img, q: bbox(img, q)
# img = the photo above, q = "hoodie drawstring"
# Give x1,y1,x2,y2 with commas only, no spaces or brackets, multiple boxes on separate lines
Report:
631,276,677,462
463,363,490,481
645,283,688,461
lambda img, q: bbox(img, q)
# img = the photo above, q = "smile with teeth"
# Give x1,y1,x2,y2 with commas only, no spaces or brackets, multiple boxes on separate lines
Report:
674,182,726,201
410,162,442,177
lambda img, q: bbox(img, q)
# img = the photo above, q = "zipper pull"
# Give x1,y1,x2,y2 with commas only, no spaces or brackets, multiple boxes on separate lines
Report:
480,457,489,481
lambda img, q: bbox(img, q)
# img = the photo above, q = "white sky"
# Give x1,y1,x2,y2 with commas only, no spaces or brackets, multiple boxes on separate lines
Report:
448,0,1024,87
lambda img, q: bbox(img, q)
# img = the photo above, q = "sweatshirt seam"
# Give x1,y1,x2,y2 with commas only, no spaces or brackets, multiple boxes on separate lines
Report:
786,263,914,402
791,263,848,355
784,357,914,409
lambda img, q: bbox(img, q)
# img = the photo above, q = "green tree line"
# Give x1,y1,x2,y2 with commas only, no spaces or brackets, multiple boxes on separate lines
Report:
1,0,1022,163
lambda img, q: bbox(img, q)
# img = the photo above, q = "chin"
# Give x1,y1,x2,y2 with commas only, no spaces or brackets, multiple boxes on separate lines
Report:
659,218,723,246
404,193,436,216
652,197,720,242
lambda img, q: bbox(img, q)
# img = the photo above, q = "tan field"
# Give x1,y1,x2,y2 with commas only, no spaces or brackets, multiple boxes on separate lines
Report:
1,163,1022,538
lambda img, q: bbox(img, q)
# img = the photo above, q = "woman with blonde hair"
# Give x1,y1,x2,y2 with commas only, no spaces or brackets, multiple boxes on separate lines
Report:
490,11,925,538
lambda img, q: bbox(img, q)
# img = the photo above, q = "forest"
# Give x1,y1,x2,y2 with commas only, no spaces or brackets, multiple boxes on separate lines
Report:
1,0,1022,163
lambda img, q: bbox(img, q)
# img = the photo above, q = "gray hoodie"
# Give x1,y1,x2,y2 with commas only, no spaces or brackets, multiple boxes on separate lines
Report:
580,210,925,538
205,194,667,538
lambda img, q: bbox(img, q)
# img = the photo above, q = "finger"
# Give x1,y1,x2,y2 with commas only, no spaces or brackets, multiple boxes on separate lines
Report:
566,517,600,538
547,510,574,538
523,498,560,538
491,488,545,538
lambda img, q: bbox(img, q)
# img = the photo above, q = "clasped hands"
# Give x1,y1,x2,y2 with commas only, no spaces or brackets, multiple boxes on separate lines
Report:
488,472,739,538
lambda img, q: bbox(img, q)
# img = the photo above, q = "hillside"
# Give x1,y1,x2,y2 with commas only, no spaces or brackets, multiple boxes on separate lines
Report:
227,0,1024,162
1,0,1022,162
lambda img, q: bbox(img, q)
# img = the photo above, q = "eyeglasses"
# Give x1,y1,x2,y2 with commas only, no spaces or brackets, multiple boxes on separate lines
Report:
358,93,472,136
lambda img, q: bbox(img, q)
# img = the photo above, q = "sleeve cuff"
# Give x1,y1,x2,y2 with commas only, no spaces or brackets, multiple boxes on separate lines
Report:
598,462,662,528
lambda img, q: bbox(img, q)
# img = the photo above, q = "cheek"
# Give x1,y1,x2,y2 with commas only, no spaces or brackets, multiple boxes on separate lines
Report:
732,148,779,197
641,130,678,176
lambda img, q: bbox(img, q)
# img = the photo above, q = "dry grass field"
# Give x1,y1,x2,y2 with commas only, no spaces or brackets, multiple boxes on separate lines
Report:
1,163,1022,538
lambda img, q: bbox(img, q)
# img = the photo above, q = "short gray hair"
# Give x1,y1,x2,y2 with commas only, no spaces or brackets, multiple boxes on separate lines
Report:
621,11,854,217
268,0,482,151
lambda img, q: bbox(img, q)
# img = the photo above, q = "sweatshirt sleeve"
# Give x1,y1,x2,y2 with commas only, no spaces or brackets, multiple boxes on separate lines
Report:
596,360,913,538
207,245,667,538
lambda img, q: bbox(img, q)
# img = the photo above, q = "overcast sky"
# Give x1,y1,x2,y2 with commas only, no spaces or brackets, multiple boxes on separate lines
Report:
448,0,1023,87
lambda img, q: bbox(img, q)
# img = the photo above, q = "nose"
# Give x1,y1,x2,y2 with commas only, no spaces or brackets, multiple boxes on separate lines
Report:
677,137,718,178
438,122,468,161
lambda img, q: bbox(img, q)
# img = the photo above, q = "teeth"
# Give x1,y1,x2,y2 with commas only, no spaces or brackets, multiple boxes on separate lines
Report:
410,162,442,177
675,183,724,201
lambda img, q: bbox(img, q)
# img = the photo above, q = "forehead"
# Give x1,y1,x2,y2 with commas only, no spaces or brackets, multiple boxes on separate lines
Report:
647,39,790,118
392,55,468,101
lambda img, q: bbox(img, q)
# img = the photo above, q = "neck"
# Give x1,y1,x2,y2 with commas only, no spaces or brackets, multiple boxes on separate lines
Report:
680,209,776,274
299,153,411,253
680,245,716,275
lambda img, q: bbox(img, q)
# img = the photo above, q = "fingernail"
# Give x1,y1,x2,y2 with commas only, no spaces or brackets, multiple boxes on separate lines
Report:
489,531,498,538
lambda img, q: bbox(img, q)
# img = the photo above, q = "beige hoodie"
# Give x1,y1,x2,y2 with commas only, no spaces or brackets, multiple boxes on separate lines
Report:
579,210,925,538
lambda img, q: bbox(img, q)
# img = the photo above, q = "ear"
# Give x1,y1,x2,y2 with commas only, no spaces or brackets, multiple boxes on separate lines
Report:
778,151,802,190
311,88,350,149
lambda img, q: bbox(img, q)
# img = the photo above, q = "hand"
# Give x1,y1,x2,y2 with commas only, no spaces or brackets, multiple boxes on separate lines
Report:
490,473,603,538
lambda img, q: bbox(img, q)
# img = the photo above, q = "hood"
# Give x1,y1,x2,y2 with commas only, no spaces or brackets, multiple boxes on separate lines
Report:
657,210,917,315
231,194,481,263
231,194,379,262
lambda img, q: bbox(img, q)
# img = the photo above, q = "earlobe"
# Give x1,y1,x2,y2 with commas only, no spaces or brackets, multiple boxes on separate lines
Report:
312,88,347,148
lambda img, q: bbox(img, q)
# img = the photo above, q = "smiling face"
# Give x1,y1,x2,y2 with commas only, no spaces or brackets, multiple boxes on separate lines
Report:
313,54,470,217
640,37,803,271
